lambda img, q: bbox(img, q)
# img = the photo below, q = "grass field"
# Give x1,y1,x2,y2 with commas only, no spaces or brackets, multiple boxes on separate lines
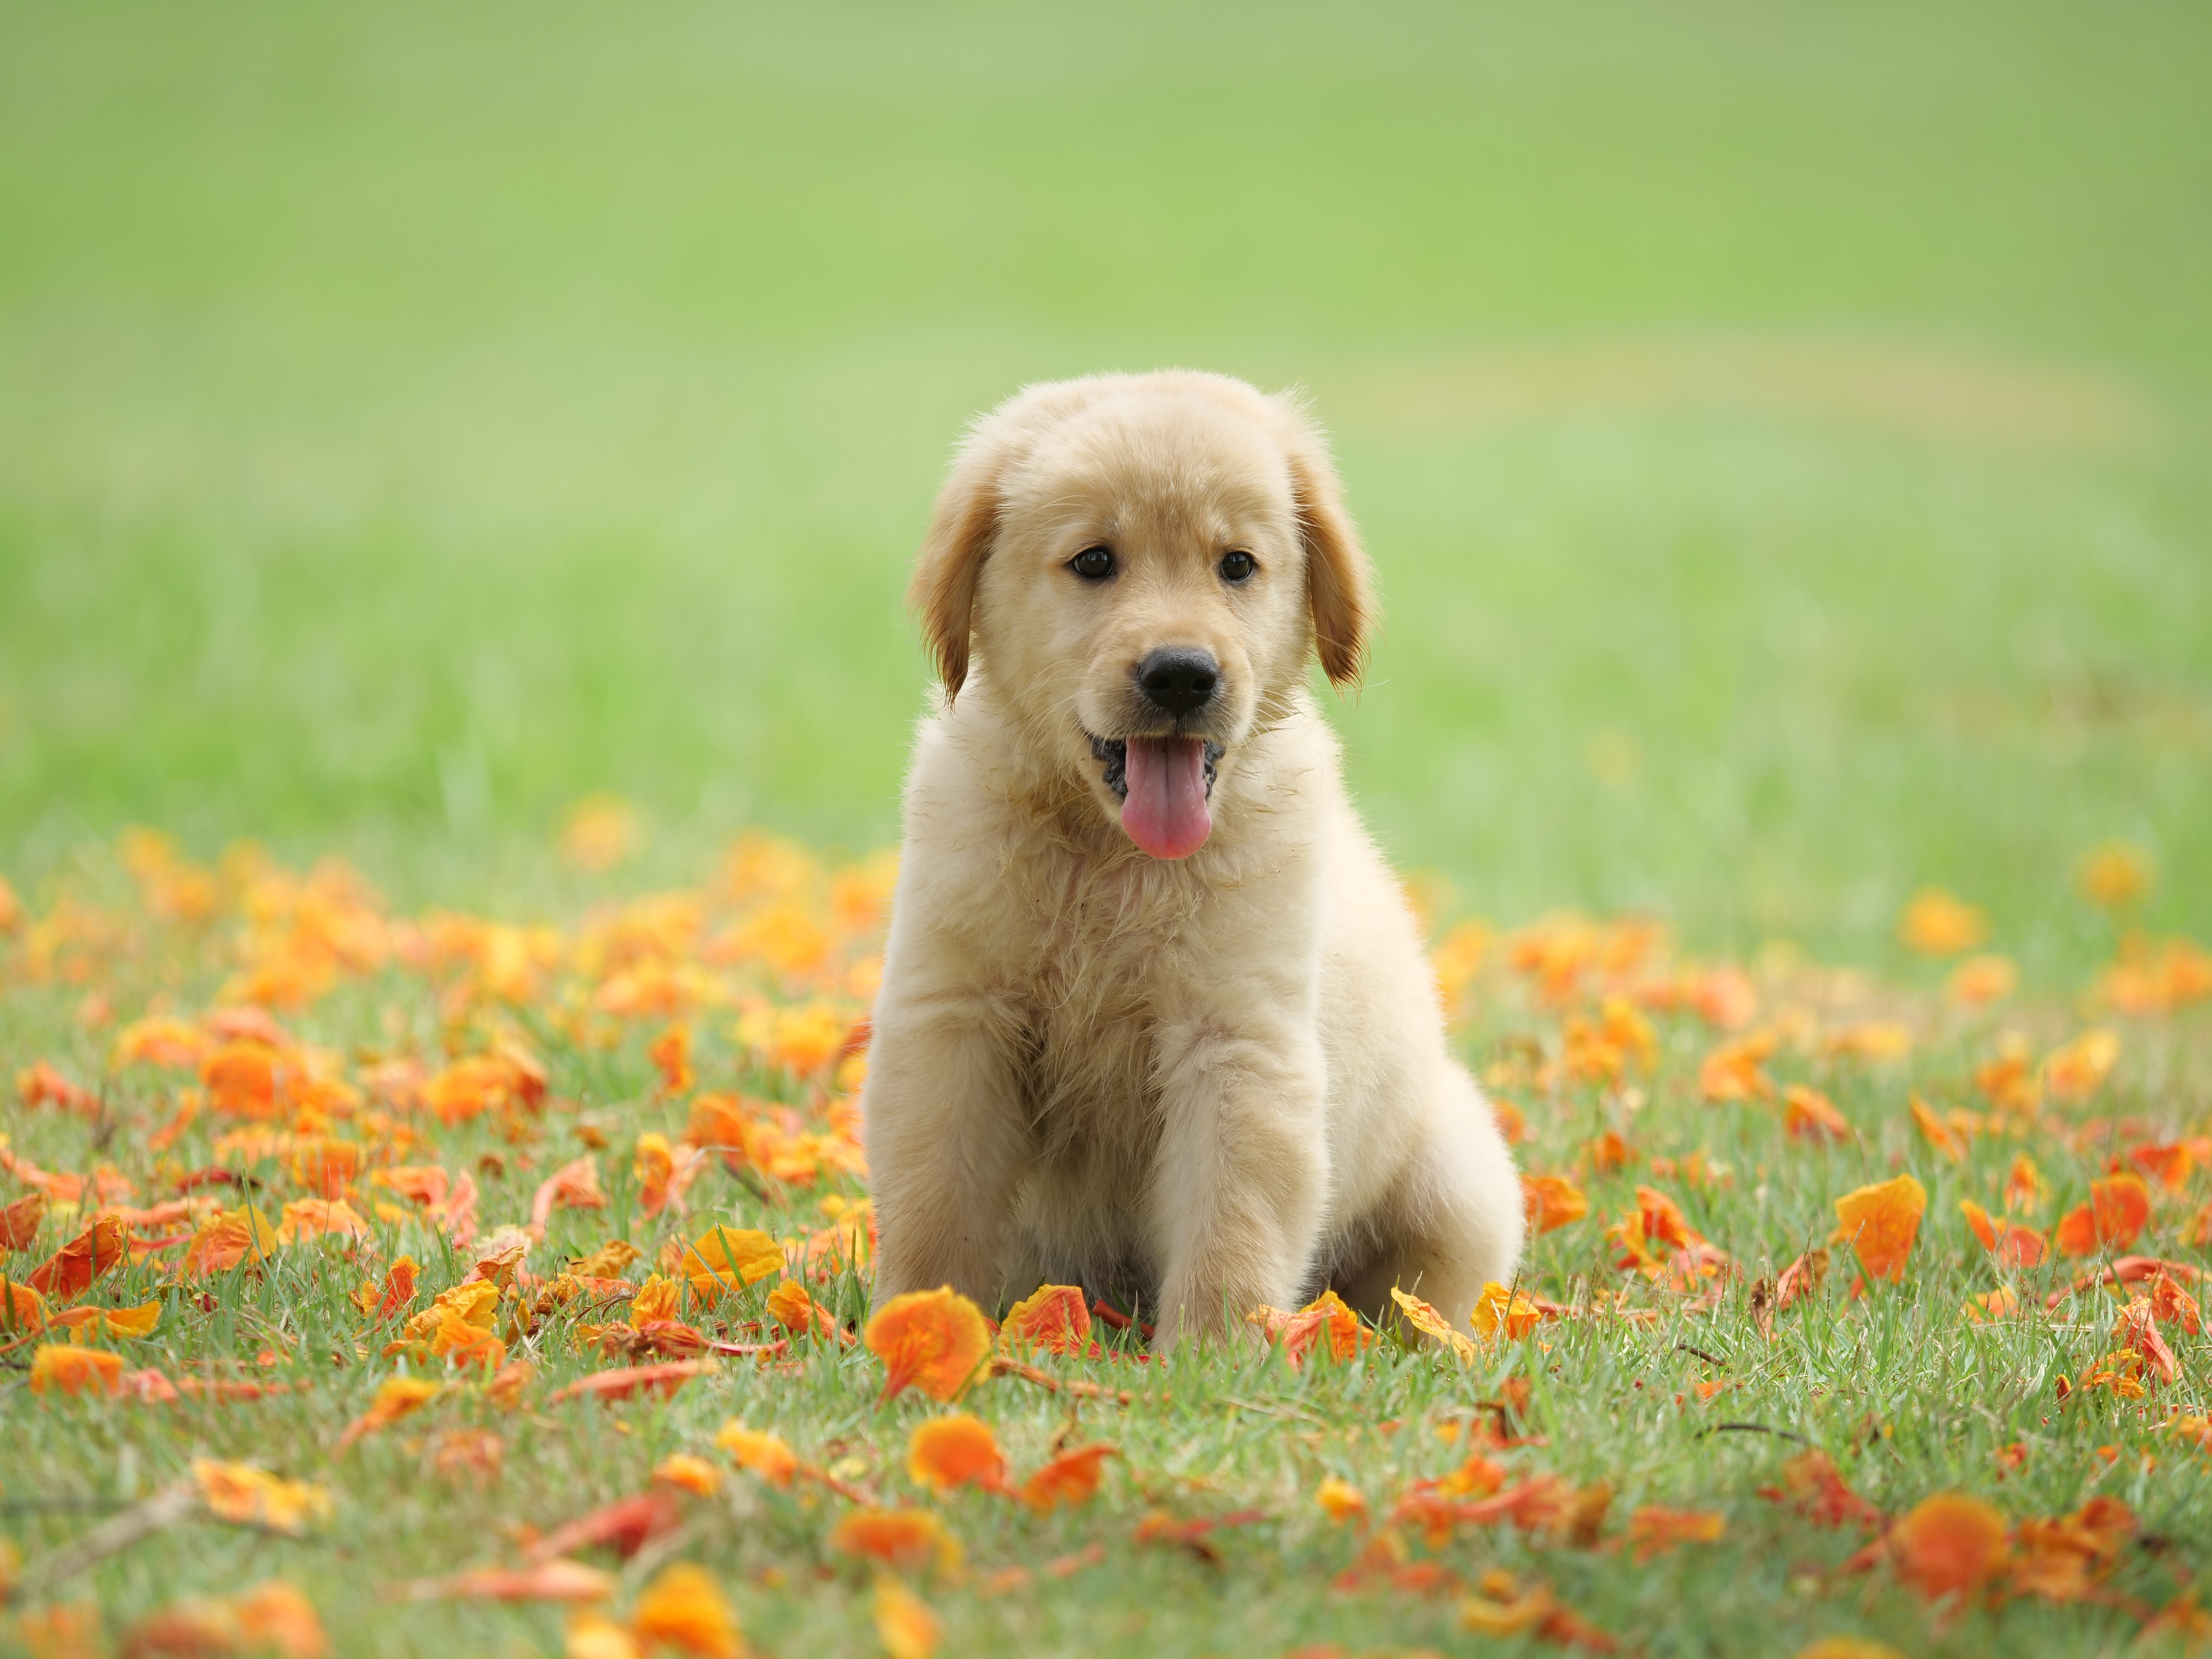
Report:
3,2,2211,1654
2,835,2208,1656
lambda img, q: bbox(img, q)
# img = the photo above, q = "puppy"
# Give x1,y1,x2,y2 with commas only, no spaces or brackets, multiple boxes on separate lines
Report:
862,370,1522,1347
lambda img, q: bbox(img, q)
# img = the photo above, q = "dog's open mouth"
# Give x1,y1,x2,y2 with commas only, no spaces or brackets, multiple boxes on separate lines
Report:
1089,734,1224,861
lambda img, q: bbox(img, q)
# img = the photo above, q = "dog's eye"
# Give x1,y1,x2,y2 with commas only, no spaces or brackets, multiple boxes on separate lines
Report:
1218,550,1256,583
1070,547,1116,581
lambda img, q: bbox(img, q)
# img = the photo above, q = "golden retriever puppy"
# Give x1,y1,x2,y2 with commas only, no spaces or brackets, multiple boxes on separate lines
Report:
863,370,1522,1347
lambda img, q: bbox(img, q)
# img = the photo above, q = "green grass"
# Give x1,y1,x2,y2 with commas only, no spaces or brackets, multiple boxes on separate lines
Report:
1,0,2209,973
0,867,2206,1658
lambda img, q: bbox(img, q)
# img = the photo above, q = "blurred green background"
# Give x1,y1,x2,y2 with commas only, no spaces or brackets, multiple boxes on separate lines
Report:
2,0,2207,974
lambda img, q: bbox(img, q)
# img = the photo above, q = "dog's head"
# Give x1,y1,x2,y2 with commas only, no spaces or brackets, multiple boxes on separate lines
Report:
909,371,1374,859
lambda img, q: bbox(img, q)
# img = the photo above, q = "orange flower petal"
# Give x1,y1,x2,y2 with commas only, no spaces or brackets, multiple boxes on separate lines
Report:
1470,1281,1542,1341
1315,1476,1368,1525
907,1413,1007,1494
652,1454,724,1498
1889,1493,2007,1599
25,1216,129,1297
179,1204,280,1278
1909,1094,1968,1163
829,1508,961,1573
674,1225,786,1298
1625,1504,1726,1563
1784,1085,1852,1144
999,1284,1092,1355
2055,1173,2151,1258
1389,1286,1480,1364
716,1421,799,1488
764,1277,831,1339
565,1613,643,1659
873,1577,941,1659
1834,1174,1926,1282
232,1580,329,1659
191,1459,332,1534
1521,1173,1589,1234
865,1287,991,1402
403,1560,619,1602
630,1563,741,1659
28,1344,124,1397
1898,888,1988,955
1019,1444,1115,1514
547,1360,715,1406
336,1375,445,1452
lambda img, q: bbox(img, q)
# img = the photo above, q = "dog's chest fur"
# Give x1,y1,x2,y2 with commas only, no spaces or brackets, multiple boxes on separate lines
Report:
981,837,1219,1280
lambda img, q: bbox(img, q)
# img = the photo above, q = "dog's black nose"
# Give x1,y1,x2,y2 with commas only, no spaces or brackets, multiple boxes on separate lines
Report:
1136,648,1219,716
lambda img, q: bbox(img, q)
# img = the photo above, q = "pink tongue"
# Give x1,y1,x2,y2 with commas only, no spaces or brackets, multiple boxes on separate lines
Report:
1121,736,1212,859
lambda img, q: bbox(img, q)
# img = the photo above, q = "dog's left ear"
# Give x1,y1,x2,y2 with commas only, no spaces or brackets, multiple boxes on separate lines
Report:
1279,413,1375,687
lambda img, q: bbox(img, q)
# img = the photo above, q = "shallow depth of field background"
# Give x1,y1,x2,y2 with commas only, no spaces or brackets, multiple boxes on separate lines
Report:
2,0,2207,969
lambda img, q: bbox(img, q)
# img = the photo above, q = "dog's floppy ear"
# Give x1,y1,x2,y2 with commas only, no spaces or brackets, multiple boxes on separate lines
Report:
906,431,1009,702
1279,410,1375,687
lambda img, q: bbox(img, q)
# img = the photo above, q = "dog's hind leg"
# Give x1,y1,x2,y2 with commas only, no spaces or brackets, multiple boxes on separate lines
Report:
1334,1062,1523,1336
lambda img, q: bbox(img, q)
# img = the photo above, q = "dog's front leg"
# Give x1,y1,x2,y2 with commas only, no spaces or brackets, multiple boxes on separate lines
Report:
1147,1019,1329,1348
862,992,1029,1313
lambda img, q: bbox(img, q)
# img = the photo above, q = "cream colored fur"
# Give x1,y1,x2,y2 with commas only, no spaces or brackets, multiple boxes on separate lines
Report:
862,370,1522,1347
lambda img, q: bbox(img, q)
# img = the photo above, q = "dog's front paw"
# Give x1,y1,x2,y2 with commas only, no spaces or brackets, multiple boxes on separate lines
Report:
1149,1279,1283,1355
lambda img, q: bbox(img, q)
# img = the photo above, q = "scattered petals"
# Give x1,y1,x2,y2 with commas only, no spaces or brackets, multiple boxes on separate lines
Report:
1760,1451,1880,1530
179,1204,280,1278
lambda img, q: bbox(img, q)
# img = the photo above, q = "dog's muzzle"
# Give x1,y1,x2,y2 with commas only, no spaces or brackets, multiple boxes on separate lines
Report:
1089,733,1223,802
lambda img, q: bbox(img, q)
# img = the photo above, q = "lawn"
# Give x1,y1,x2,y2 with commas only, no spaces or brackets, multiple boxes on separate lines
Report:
1,834,2208,1657
2,2,2211,1654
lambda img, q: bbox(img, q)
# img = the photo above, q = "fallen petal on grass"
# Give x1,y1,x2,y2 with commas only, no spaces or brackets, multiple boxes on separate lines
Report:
386,1560,621,1603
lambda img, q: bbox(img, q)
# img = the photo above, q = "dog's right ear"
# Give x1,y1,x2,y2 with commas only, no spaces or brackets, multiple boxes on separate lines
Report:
906,437,1007,702
1277,408,1376,689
